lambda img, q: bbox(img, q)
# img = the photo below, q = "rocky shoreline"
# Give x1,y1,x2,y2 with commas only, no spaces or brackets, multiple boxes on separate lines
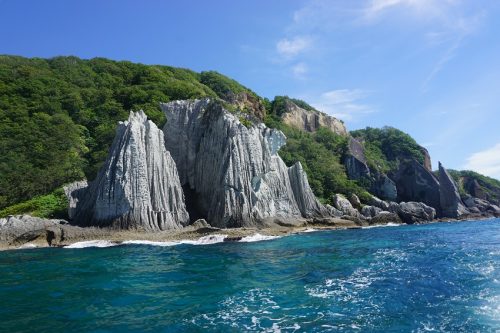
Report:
1,214,496,251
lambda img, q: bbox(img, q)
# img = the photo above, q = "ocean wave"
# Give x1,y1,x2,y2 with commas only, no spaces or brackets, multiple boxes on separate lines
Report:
121,240,179,247
179,234,228,245
17,243,38,249
64,240,118,249
301,228,318,233
362,222,402,229
239,233,281,242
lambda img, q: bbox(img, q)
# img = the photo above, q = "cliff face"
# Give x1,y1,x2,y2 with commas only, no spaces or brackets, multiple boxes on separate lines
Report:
281,100,348,136
438,162,469,218
391,159,441,210
161,99,329,227
72,111,189,230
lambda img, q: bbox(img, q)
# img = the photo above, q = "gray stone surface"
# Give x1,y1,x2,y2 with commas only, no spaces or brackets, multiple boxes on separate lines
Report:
438,162,469,218
395,201,436,224
63,180,88,220
370,211,402,225
0,215,108,247
161,99,329,228
368,196,390,211
332,194,361,218
361,205,383,218
344,137,371,180
391,159,441,211
73,111,189,230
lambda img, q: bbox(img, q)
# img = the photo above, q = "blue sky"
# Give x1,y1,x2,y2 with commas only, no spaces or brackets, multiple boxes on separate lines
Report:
1,0,500,178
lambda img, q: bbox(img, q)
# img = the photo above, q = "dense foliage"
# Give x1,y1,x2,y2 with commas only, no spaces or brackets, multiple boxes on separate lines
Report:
271,96,317,116
265,114,371,203
0,188,68,219
350,126,425,174
0,55,243,210
448,169,500,203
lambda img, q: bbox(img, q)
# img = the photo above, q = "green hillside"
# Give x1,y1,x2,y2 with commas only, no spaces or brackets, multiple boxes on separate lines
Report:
2,55,499,218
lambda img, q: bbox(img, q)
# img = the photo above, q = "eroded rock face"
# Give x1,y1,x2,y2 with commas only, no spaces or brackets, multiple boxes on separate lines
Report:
344,137,371,180
73,111,189,230
438,162,469,218
391,159,441,211
161,99,329,227
281,100,348,136
63,180,88,220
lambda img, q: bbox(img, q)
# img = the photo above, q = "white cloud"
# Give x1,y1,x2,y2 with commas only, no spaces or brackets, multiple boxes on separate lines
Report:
311,89,375,121
364,0,458,20
464,143,500,179
276,36,312,58
291,62,308,79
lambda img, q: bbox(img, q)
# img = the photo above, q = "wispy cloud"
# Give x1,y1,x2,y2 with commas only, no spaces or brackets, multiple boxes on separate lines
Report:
291,62,308,79
363,0,457,20
464,143,500,180
276,36,312,58
311,89,375,121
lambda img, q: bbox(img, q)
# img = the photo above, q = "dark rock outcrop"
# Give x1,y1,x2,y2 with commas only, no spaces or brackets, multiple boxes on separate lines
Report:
361,205,383,218
344,137,371,180
391,159,441,211
393,201,436,224
73,111,189,230
161,99,329,228
370,211,403,225
371,174,398,201
0,215,108,248
438,162,469,218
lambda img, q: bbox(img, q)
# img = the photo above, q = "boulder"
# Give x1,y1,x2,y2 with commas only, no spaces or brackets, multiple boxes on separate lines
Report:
161,99,330,228
395,202,436,224
348,193,362,209
361,205,383,218
368,196,390,211
438,162,469,218
73,111,189,230
0,215,108,248
370,211,403,225
332,194,361,218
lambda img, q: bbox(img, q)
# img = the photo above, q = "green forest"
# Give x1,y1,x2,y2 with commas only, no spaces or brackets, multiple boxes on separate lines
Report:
1,55,498,218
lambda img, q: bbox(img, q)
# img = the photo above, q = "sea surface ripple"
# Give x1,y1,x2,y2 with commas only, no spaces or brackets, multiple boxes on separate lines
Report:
0,219,499,332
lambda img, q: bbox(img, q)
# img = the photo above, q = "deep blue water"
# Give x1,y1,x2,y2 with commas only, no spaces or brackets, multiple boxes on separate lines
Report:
0,219,499,332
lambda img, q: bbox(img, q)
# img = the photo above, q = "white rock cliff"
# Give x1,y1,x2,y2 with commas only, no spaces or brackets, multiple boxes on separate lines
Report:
73,111,189,230
161,99,330,227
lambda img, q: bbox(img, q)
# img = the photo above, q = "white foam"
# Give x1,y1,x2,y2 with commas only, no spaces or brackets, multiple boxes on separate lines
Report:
122,240,179,247
180,234,228,245
239,233,281,243
64,240,118,249
362,222,401,229
17,243,38,249
302,228,318,233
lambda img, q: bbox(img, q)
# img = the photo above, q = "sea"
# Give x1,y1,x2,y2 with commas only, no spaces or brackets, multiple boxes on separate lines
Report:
0,219,499,332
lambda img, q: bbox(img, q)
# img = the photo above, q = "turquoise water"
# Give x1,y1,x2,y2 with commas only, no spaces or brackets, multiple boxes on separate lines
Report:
0,220,499,332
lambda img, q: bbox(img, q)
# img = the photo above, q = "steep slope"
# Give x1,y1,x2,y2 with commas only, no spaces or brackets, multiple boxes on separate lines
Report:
72,111,189,230
161,99,329,227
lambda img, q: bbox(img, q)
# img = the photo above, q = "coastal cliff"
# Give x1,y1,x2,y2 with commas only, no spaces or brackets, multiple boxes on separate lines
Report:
161,99,329,228
71,111,189,230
